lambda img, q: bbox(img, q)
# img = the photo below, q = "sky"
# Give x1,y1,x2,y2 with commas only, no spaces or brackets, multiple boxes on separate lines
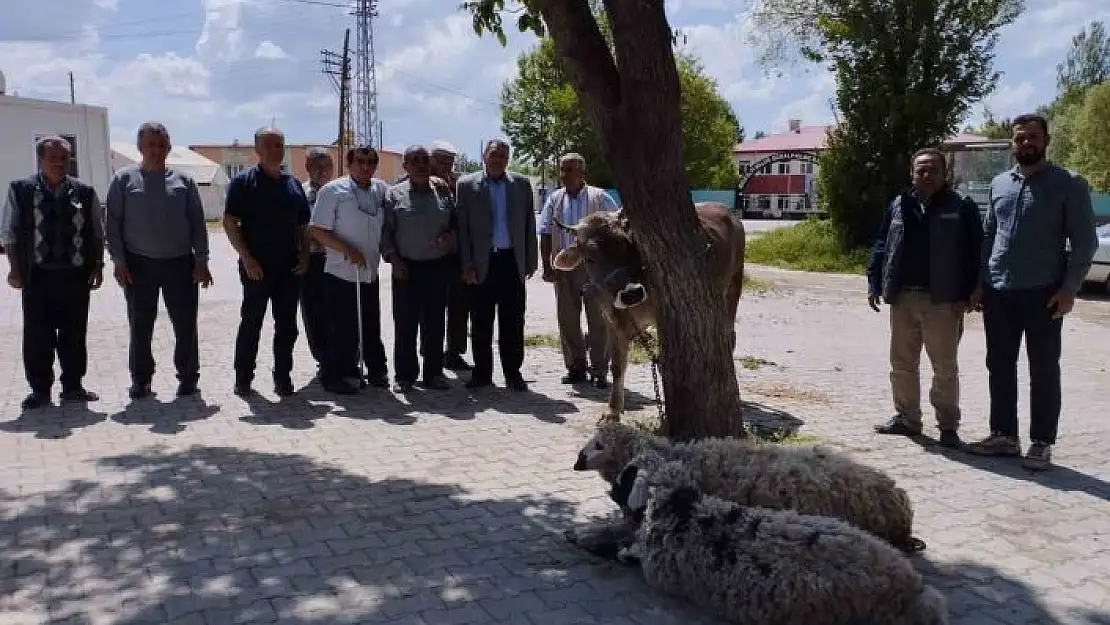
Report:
1,0,1108,159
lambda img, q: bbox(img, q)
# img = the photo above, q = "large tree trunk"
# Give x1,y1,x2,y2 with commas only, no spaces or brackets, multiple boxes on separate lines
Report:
533,0,745,440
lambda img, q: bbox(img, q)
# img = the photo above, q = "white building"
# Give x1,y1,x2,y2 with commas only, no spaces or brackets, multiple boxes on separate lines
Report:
0,74,112,202
110,142,230,220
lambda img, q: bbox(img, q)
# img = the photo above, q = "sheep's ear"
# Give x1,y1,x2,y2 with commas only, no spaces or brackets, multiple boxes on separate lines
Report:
573,434,606,471
610,464,639,508
625,469,652,512
552,246,583,271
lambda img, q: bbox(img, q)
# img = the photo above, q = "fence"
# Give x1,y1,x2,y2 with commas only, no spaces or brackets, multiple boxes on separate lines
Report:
540,187,1110,221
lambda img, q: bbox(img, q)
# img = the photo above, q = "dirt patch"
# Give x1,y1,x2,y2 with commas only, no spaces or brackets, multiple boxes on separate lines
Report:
744,381,833,405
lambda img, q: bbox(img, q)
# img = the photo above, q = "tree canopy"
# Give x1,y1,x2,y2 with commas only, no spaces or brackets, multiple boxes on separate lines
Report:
750,0,1023,248
500,35,743,189
1069,81,1110,192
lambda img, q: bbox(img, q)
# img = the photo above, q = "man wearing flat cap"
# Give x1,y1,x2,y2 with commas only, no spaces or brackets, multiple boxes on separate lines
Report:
428,140,473,372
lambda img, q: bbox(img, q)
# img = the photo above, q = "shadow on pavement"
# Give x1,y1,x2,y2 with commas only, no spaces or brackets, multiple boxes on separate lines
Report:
111,395,221,435
743,400,806,438
0,403,108,439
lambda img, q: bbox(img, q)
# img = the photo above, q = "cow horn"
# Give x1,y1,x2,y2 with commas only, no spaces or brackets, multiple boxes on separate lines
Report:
552,216,579,234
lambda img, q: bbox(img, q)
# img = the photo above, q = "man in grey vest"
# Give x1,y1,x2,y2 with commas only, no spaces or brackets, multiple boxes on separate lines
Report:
106,122,213,399
300,147,334,381
866,148,983,448
1,135,106,410
538,152,619,388
965,113,1098,470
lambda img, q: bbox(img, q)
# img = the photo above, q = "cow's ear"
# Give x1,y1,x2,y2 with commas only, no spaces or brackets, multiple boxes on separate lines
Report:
552,246,583,271
615,210,629,229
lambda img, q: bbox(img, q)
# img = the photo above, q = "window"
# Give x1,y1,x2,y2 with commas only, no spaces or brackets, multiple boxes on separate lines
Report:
225,163,248,179
777,196,788,209
33,133,80,178
778,163,790,174
802,162,815,174
757,196,771,210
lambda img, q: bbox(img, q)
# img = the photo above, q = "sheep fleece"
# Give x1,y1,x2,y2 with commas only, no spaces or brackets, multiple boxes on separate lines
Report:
640,484,948,625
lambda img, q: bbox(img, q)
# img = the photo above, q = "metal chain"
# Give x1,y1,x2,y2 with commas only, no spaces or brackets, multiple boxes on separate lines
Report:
633,329,664,420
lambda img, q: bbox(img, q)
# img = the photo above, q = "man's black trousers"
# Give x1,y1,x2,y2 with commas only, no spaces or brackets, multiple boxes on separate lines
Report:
445,253,470,356
323,273,388,383
233,262,301,385
470,250,526,383
392,257,449,383
124,253,200,385
300,252,329,373
983,285,1063,445
22,267,92,393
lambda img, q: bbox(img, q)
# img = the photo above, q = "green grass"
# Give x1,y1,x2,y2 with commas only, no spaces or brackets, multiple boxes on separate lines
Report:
632,415,818,445
525,332,655,364
741,274,773,294
746,219,869,274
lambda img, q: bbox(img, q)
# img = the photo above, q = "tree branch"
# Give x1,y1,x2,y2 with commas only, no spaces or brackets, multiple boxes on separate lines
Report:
530,0,621,113
602,0,682,105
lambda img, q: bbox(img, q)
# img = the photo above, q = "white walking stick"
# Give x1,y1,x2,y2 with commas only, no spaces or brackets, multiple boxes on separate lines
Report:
354,264,367,387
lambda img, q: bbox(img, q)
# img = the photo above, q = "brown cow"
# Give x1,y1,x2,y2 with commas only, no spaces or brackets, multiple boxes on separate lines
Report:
550,201,746,420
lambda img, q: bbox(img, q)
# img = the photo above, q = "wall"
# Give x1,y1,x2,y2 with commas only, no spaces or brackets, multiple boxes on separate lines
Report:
189,144,403,185
0,95,112,200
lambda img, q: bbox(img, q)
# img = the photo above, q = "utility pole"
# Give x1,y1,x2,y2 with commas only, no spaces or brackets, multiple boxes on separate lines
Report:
321,28,352,176
352,0,380,148
68,71,75,104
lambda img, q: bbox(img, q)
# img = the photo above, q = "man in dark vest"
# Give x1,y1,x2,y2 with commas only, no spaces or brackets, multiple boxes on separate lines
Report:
300,146,335,382
866,147,983,447
1,135,106,410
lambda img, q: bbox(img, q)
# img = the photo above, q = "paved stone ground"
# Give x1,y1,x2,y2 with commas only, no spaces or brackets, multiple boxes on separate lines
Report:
1,237,1109,625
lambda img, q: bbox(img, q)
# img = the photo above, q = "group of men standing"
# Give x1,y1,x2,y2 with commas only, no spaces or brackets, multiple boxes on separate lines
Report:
867,112,1098,472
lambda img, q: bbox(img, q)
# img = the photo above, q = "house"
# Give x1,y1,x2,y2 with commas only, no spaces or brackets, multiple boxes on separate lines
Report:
0,75,112,202
189,142,404,185
732,119,1009,219
110,143,230,220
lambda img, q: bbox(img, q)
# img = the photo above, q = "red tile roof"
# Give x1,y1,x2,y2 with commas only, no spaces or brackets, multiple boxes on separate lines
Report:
733,125,1000,155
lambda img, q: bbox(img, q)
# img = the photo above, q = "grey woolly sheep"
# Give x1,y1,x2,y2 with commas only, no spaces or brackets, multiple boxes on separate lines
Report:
616,457,949,625
572,422,925,553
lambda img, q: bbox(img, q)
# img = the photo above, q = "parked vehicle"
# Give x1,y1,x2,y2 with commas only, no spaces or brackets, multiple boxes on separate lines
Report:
1083,223,1110,290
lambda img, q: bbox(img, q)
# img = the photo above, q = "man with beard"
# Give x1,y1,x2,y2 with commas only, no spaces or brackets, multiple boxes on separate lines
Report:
381,145,455,392
866,148,982,448
1,135,105,410
300,147,335,381
965,113,1097,470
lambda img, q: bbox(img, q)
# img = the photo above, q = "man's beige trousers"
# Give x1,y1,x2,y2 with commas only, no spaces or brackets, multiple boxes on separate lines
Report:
889,290,964,430
554,267,610,377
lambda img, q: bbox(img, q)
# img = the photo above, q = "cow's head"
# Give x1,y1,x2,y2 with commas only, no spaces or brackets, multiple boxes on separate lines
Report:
551,211,648,310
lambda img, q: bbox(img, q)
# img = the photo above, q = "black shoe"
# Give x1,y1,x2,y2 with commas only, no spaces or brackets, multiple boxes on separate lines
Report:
176,381,199,397
561,371,588,384
466,377,493,390
938,429,962,448
591,375,609,390
234,382,253,397
422,376,450,390
274,379,295,397
506,377,529,392
129,383,153,400
444,353,473,371
367,373,389,388
21,392,48,411
874,416,922,437
393,380,415,393
60,387,98,402
323,379,359,395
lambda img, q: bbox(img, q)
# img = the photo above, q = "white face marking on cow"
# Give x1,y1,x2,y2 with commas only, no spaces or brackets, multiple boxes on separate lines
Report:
614,283,648,309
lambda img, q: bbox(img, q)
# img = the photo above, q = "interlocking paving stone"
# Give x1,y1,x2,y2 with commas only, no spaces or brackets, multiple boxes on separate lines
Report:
0,236,1108,624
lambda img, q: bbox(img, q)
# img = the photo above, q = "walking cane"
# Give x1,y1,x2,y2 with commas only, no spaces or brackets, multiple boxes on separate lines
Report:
354,264,367,388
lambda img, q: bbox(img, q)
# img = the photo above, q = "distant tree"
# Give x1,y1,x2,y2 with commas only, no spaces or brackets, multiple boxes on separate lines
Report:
969,106,1013,139
1046,21,1110,166
455,152,483,174
752,0,1023,248
752,130,768,140
1070,81,1110,192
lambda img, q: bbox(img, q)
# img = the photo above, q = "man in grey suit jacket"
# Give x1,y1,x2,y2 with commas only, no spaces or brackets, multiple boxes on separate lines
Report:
456,139,538,391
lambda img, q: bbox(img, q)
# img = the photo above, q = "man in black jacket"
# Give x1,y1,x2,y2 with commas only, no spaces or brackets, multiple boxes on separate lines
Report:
1,135,106,410
866,148,984,447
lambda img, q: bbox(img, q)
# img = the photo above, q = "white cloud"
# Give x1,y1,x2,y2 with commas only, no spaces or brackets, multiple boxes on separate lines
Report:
678,13,784,105
253,41,287,60
1007,0,1110,59
196,0,253,63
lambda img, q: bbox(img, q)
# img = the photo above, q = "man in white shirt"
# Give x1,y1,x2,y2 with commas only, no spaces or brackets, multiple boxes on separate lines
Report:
537,152,619,388
309,145,390,394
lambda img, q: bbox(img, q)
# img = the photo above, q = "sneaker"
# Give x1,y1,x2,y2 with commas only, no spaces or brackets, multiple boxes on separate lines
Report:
1022,441,1052,471
965,432,1021,457
874,416,922,437
938,429,962,448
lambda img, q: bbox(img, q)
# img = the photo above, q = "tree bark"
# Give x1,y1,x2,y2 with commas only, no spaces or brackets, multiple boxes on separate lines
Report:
532,0,745,440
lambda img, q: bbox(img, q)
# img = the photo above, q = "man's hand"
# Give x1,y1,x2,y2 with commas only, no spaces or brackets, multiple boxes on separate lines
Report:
89,266,104,290
114,264,132,287
293,254,310,276
193,263,214,288
241,254,264,281
7,272,23,290
1047,289,1076,318
392,261,408,280
435,232,453,253
542,267,556,283
343,245,366,268
868,293,881,312
461,267,477,285
969,286,983,312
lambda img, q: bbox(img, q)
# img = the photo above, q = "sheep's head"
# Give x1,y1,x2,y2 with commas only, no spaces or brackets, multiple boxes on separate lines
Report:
572,422,660,483
620,452,696,515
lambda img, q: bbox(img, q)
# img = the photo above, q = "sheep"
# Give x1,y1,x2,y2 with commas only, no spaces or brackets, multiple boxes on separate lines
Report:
572,422,926,553
614,455,949,625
